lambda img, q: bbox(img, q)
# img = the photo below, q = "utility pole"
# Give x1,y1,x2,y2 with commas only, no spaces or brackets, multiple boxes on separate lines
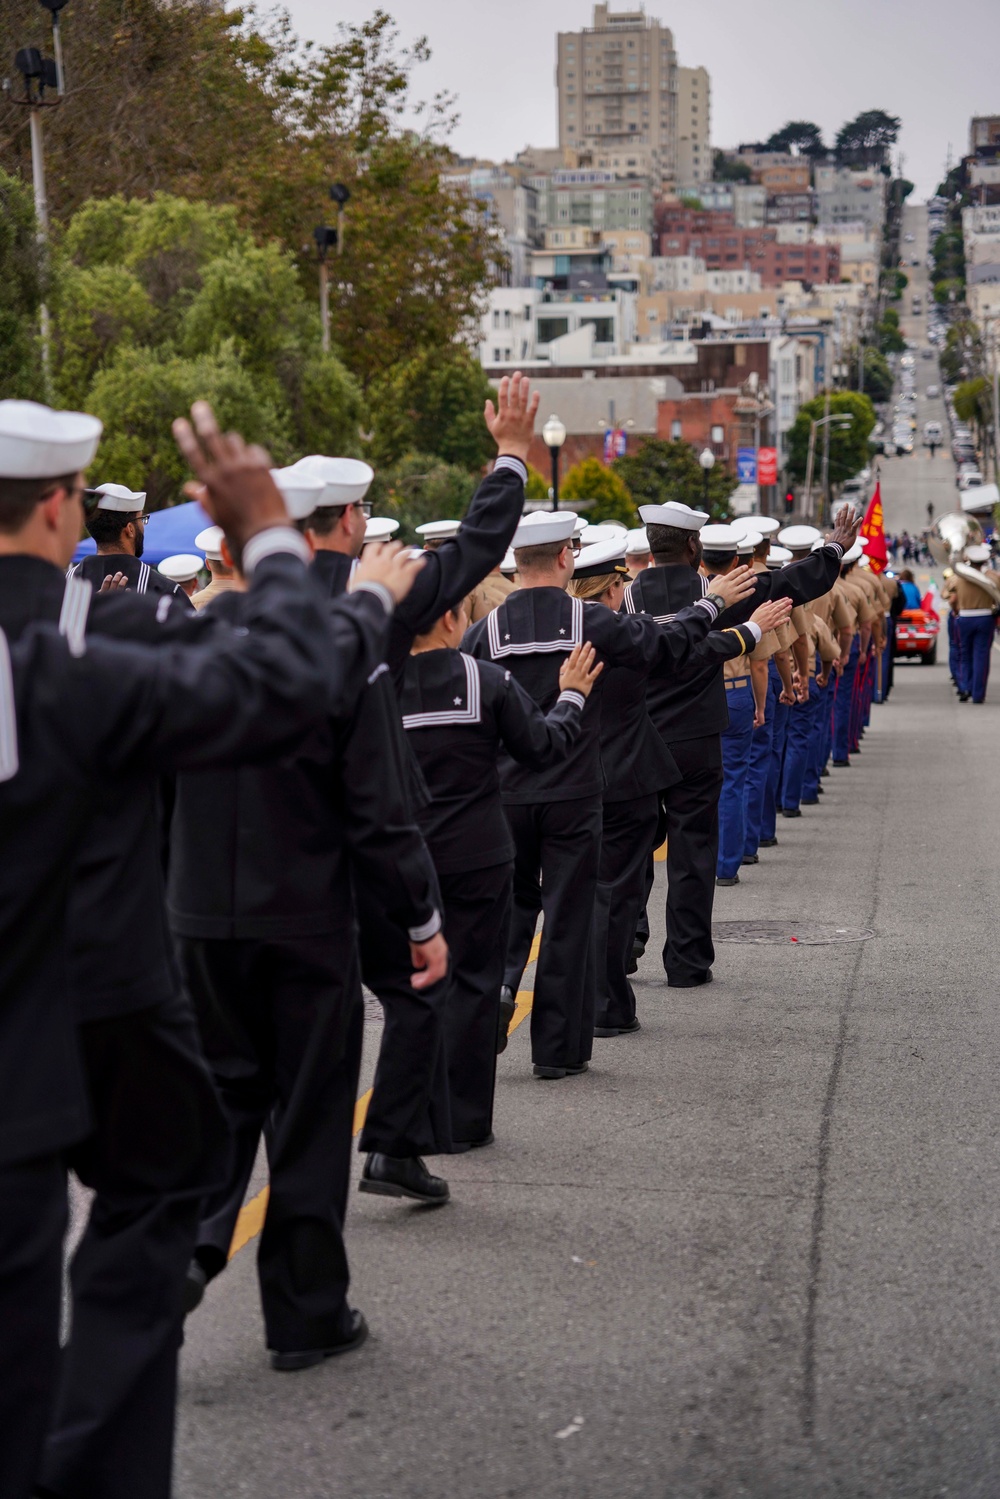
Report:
314,183,350,355
11,1,69,401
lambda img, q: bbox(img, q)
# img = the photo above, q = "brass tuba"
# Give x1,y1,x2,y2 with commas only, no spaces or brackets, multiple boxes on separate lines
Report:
927,512,984,566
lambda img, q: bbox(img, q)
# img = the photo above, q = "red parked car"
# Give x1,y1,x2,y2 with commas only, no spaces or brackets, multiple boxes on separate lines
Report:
894,608,940,665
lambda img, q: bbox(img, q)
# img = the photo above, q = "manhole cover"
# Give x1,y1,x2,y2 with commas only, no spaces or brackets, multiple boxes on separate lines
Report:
713,921,874,946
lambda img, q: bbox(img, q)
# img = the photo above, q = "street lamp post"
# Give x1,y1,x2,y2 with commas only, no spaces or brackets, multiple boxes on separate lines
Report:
543,414,567,512
699,446,715,512
803,414,852,522
314,183,350,354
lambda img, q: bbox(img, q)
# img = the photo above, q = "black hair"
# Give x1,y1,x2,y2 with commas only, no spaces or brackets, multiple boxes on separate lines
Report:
86,508,139,546
298,506,347,538
0,473,77,535
645,522,697,563
701,549,737,571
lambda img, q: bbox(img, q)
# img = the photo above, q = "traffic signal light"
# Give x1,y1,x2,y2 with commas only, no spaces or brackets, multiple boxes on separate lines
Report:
784,490,795,515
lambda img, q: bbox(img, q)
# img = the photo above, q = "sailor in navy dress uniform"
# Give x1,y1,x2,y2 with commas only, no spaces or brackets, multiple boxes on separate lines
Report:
67,481,193,605
281,453,373,597
401,602,597,1145
168,468,445,1349
158,552,204,598
0,399,392,1499
626,501,858,988
463,509,754,1079
287,373,540,1197
565,539,682,1037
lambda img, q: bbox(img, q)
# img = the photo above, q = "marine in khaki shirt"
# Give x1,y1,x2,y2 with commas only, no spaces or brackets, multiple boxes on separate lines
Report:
464,567,517,623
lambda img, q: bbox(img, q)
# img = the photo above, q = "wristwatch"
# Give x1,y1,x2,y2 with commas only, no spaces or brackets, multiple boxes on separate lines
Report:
705,592,726,612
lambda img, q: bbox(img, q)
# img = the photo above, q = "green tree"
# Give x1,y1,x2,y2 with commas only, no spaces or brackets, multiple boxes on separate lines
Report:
367,348,496,469
525,466,549,500
954,377,992,439
0,168,45,399
834,109,901,168
712,151,751,184
785,392,876,486
876,316,906,355
765,121,825,157
940,320,983,384
933,277,965,307
612,439,736,520
560,457,637,527
889,270,908,301
858,348,894,404
367,453,476,541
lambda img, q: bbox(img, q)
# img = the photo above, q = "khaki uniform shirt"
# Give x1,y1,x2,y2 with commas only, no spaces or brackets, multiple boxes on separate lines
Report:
952,568,1000,613
465,571,517,623
192,577,239,611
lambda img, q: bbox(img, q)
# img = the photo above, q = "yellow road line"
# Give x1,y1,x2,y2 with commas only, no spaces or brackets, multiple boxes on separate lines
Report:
654,840,667,863
227,929,543,1260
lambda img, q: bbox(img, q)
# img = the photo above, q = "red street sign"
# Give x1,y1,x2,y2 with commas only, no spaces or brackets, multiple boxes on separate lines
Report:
757,447,778,486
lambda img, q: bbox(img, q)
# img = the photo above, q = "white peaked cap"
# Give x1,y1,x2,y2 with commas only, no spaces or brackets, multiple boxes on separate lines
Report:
158,554,204,584
573,537,629,578
778,524,822,549
731,515,780,537
365,516,400,542
194,525,225,562
766,545,792,567
500,548,517,575
841,539,864,563
736,530,764,554
270,465,325,521
415,520,462,540
580,521,628,546
638,501,708,531
0,399,102,480
966,542,991,562
573,516,588,538
625,526,649,555
700,523,741,550
292,455,374,506
94,482,146,513
512,510,578,548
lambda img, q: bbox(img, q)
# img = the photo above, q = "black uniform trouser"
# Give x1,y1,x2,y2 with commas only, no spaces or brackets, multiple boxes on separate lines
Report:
0,1152,66,1499
439,862,513,1147
595,794,659,1030
40,996,226,1499
639,735,724,985
503,795,603,1070
357,890,453,1160
177,934,363,1354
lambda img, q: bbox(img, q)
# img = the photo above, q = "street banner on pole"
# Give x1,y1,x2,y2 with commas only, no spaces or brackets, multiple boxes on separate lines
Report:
757,447,778,486
859,482,888,573
736,447,757,484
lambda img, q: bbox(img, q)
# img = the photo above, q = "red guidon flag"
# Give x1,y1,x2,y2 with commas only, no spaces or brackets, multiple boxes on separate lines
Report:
858,482,887,573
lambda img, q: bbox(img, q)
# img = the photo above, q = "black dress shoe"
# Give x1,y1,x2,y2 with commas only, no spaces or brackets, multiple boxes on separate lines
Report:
815,785,824,795
959,692,970,702
593,1017,642,1038
270,1310,369,1371
497,985,516,1054
782,808,802,818
759,836,778,848
359,1154,449,1205
801,797,819,806
742,854,759,865
716,874,739,886
832,759,850,767
821,768,830,778
533,1061,589,1079
667,969,713,989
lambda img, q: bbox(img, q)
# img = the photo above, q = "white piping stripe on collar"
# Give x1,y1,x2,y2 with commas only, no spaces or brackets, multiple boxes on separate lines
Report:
0,628,19,783
136,562,150,594
486,595,584,657
402,654,482,729
58,575,93,659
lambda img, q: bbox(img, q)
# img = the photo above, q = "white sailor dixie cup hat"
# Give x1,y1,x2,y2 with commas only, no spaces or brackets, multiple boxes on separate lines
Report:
512,511,578,548
290,455,374,507
270,466,326,521
841,539,864,564
966,542,991,562
736,530,764,555
89,482,146,513
638,501,708,530
364,517,400,543
778,524,821,549
573,537,630,579
158,554,204,584
499,548,517,576
194,525,226,562
0,399,102,480
625,526,649,555
415,520,462,541
700,523,742,551
580,521,628,546
766,545,792,567
731,515,780,537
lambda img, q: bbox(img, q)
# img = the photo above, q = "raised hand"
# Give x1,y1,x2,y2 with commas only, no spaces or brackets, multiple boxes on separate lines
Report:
351,540,425,605
98,572,129,593
749,597,793,634
172,401,287,554
558,640,603,698
827,503,862,552
484,372,541,463
708,564,757,610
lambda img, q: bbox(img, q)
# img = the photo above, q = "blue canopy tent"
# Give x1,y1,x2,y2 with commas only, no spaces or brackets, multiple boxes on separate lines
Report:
71,499,213,568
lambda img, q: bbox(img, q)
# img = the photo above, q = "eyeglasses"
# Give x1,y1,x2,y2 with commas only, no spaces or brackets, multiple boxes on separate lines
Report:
352,500,373,518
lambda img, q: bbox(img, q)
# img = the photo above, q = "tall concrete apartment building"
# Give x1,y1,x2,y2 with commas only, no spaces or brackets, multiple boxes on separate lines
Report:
556,5,709,190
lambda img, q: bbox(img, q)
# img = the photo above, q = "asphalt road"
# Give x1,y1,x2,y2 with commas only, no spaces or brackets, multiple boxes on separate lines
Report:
174,206,1000,1496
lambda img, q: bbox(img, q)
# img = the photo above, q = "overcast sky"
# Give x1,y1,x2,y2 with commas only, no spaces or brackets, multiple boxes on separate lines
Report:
283,0,1000,199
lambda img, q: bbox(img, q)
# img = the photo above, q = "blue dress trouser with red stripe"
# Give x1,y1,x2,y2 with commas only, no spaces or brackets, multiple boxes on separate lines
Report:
781,676,821,812
762,687,790,839
717,680,755,878
804,672,834,800
832,639,859,762
743,666,780,859
957,614,994,702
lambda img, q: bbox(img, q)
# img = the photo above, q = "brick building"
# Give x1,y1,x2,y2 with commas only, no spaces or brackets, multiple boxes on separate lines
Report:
656,210,839,286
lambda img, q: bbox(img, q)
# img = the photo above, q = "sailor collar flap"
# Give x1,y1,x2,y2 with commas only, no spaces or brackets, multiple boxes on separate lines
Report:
624,565,707,624
486,590,584,658
402,652,483,729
